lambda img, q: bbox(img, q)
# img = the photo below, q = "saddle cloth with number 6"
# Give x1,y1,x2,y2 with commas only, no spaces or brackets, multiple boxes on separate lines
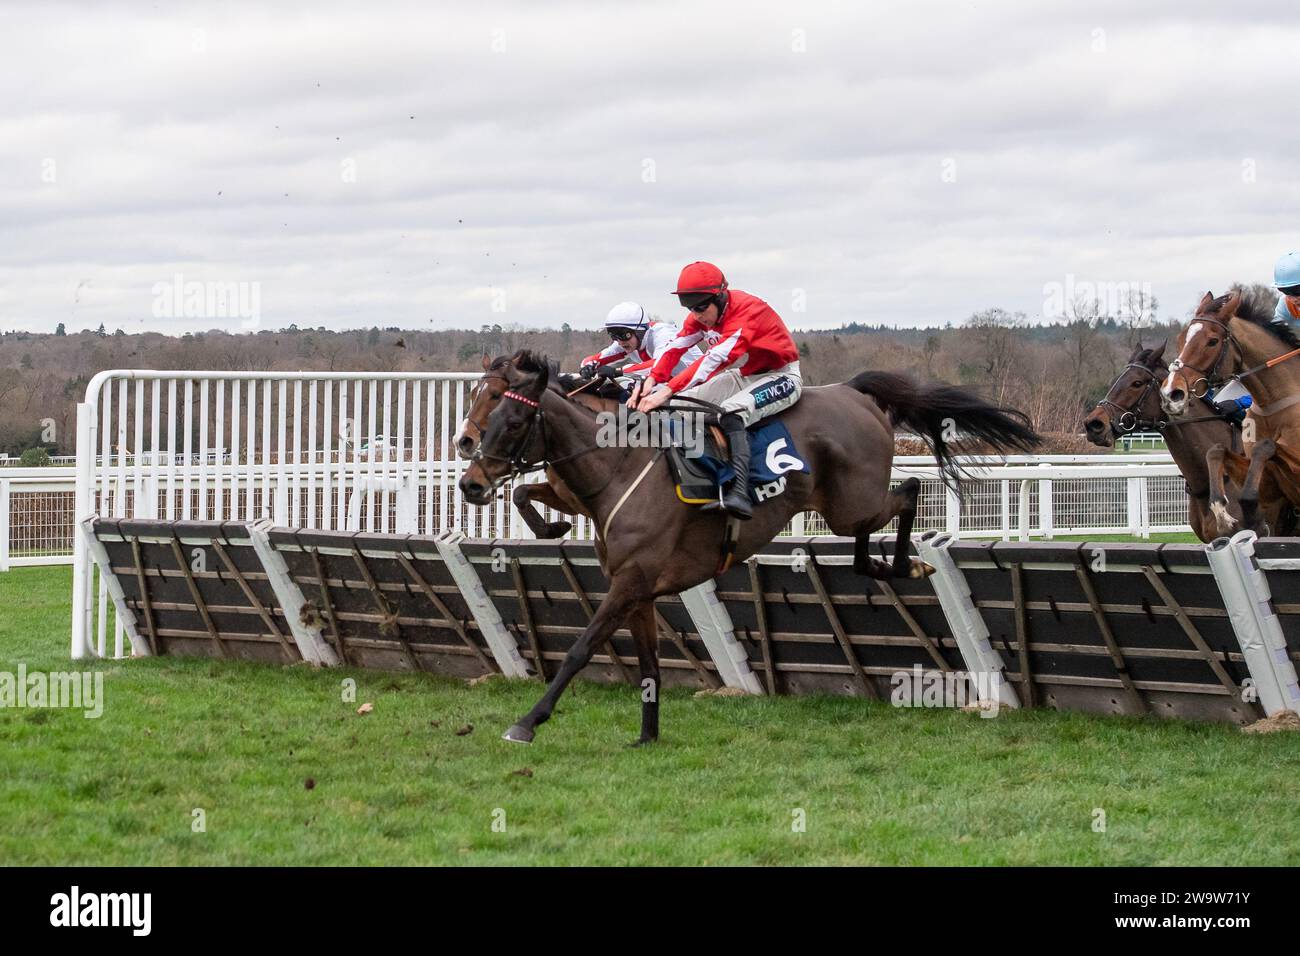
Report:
666,418,810,506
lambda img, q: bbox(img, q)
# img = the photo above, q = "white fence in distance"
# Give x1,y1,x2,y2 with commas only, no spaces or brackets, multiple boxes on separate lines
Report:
11,366,1191,657
5,456,1190,570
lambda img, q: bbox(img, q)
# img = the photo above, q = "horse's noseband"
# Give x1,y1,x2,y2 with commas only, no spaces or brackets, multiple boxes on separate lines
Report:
471,389,548,479
1173,316,1241,397
1097,363,1166,435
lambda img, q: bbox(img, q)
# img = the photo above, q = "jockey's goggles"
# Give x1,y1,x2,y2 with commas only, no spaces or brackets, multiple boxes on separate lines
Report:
608,327,639,341
679,293,716,312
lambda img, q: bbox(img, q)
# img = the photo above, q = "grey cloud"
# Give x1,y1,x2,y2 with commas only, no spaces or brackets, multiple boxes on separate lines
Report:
0,0,1297,334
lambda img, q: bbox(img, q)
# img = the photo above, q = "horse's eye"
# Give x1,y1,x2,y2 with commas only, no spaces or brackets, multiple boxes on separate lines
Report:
1207,338,1218,346
1130,381,1141,388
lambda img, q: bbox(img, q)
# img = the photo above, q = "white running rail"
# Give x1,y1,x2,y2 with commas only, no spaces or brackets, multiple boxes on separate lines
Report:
45,369,1194,659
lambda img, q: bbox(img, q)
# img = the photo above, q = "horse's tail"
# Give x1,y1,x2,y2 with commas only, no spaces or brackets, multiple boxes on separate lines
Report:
845,371,1041,489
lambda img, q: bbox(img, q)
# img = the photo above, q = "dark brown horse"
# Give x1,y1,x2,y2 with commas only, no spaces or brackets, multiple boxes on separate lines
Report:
454,353,588,539
1083,342,1287,539
459,351,1040,745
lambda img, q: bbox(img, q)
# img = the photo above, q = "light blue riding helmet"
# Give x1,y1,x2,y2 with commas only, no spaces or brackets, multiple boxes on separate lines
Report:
1275,251,1300,291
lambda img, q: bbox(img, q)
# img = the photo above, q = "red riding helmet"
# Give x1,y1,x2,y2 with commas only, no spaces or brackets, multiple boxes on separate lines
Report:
673,261,728,295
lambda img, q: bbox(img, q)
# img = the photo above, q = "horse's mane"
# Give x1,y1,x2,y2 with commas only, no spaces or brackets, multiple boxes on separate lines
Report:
1204,289,1298,350
508,349,561,377
1134,346,1168,371
502,349,609,413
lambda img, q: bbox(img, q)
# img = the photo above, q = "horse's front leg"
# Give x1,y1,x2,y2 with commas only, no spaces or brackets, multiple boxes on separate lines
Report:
511,481,573,539
1239,438,1277,534
1205,443,1237,534
503,570,647,744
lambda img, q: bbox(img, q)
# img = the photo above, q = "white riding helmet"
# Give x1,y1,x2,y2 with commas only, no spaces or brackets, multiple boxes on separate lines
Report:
604,301,649,333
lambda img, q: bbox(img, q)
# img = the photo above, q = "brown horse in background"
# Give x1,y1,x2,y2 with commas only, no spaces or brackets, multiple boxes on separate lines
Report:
1161,290,1300,512
1083,341,1289,539
459,351,1040,745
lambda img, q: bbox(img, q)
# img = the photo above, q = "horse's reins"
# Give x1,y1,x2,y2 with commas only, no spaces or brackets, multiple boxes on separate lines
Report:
1099,361,1241,439
473,388,662,506
473,389,602,474
471,370,729,526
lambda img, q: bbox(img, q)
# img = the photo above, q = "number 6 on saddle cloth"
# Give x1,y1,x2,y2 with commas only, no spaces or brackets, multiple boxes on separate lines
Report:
666,417,810,507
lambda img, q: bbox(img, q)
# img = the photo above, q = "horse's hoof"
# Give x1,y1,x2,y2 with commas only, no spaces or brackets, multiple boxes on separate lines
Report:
627,737,657,748
909,560,936,579
502,724,534,744
542,521,572,539
1210,500,1237,533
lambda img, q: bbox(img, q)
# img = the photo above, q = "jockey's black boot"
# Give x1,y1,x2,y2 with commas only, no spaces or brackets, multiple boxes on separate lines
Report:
704,413,753,520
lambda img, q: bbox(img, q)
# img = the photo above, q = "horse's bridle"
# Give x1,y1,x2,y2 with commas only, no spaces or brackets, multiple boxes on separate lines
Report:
460,373,510,448
469,388,625,499
1167,316,1244,399
1097,363,1167,434
470,389,553,477
468,367,730,503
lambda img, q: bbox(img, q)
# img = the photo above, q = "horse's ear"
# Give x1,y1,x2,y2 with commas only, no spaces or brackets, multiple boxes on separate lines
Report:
1221,289,1242,318
1197,291,1214,314
534,360,549,394
1149,339,1167,364
481,353,492,372
1128,341,1144,361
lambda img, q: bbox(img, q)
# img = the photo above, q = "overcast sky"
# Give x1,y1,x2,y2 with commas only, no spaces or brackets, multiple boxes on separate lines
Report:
1,0,1296,336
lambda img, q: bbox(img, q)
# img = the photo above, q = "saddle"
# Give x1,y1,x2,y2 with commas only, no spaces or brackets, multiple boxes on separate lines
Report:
666,420,729,504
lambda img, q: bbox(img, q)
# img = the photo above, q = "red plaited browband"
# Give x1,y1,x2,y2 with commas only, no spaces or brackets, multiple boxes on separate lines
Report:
503,390,540,408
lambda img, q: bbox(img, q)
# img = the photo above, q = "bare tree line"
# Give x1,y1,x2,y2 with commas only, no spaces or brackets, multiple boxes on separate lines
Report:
0,284,1278,458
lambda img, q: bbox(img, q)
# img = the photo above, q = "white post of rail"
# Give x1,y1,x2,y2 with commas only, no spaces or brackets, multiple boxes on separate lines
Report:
1017,479,1030,541
433,531,531,677
944,485,960,535
0,478,10,573
1000,480,1010,542
1039,475,1054,540
1126,476,1140,537
679,579,764,694
1206,530,1300,717
71,403,95,659
248,521,339,666
1140,476,1152,539
917,531,1019,709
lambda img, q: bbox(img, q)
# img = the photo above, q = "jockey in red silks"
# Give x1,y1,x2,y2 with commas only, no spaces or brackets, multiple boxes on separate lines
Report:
628,261,802,520
579,301,702,383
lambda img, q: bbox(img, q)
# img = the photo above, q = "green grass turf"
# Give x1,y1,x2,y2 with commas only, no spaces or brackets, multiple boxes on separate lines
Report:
3,565,1300,866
